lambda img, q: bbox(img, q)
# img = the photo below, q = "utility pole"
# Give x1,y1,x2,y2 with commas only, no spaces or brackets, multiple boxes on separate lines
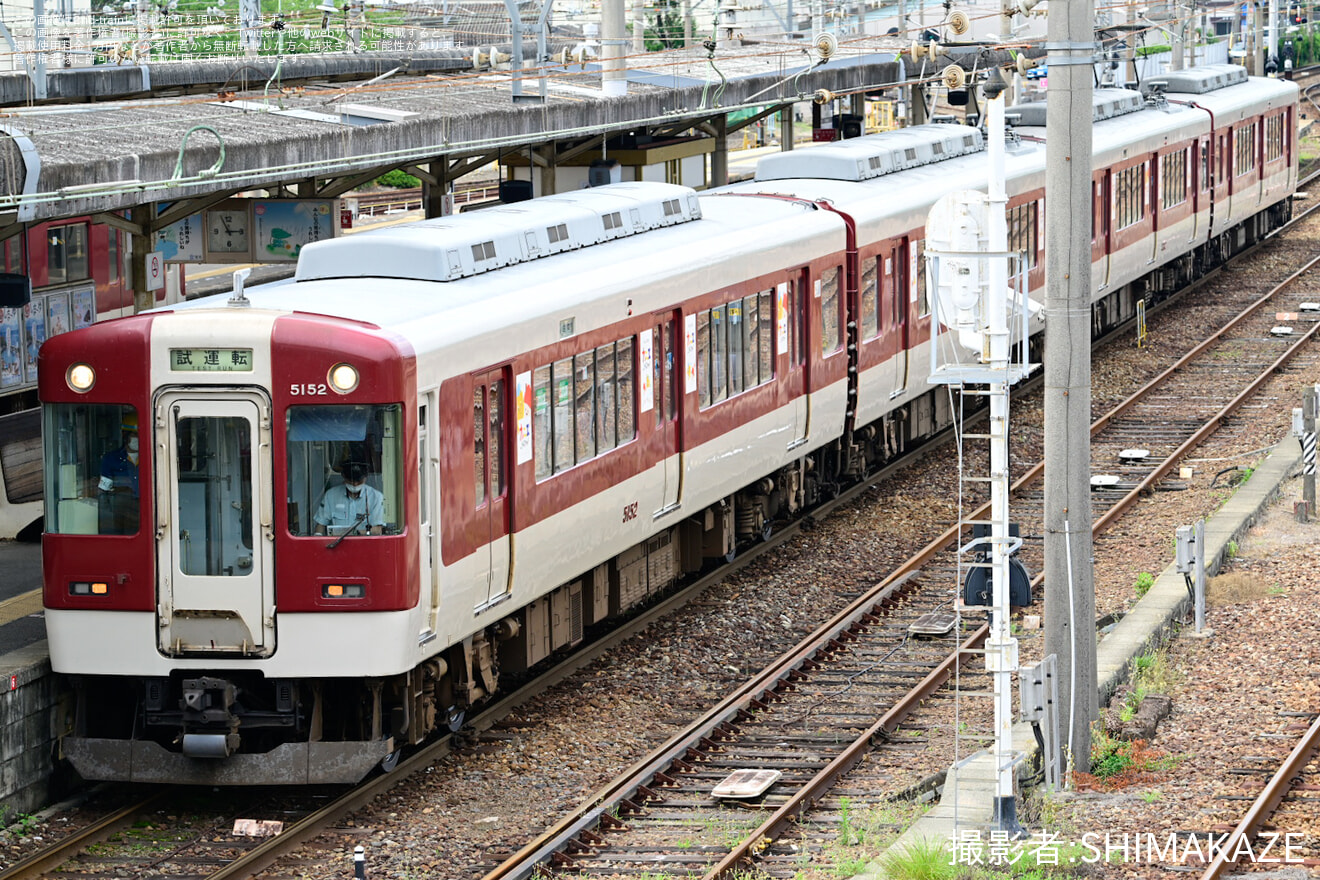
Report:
1043,0,1097,775
602,0,626,96
1268,0,1280,71
633,0,645,52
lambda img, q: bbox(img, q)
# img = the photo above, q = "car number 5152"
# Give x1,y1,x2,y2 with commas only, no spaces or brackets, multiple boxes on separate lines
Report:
291,383,328,396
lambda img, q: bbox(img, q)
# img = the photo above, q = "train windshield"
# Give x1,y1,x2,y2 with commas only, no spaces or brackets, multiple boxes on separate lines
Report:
285,403,403,536
44,403,142,535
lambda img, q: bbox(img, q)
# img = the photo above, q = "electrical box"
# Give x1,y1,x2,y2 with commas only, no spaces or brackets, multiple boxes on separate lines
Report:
1175,524,1195,573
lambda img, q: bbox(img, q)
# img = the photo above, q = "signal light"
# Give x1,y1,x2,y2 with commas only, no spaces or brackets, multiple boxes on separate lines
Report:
70,582,110,596
322,583,365,599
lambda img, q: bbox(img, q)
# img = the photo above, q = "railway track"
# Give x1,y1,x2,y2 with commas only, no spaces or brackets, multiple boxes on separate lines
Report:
1200,713,1320,878
6,189,1319,880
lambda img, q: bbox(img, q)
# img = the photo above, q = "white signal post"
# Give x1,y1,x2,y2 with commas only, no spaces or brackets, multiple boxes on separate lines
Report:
925,69,1033,836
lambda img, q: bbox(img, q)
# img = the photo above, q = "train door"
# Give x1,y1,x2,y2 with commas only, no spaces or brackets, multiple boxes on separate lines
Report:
419,391,438,635
877,241,910,398
473,370,511,608
1097,173,1112,288
785,271,809,449
156,390,275,657
652,313,682,516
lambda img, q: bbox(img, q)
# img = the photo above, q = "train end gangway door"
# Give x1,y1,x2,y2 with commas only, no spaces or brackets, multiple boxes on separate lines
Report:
156,389,275,657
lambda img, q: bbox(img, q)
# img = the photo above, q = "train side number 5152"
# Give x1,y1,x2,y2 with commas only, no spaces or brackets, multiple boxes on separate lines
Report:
622,502,639,523
290,383,329,396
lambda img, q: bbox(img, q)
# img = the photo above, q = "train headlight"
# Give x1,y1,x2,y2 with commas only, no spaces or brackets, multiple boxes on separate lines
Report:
328,363,359,394
67,363,95,392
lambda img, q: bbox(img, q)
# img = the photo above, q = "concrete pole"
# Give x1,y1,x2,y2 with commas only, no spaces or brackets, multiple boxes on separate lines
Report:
1043,0,1097,776
633,0,645,52
1126,0,1137,85
710,114,729,186
32,0,47,98
238,0,261,56
684,0,693,46
779,106,794,150
602,0,627,96
1268,0,1279,71
1172,12,1184,69
131,203,158,315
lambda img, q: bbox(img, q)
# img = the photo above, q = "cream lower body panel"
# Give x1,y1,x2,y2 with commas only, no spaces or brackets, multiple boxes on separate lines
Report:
46,607,425,678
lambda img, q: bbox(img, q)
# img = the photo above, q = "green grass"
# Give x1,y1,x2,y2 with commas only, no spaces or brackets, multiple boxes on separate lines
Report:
1134,571,1154,599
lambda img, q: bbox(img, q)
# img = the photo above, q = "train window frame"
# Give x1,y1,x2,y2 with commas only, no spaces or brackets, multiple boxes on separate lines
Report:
1007,202,1039,270
913,240,930,319
819,266,842,355
47,222,90,287
533,335,638,481
861,258,880,340
1266,114,1284,162
43,403,141,536
1234,123,1256,177
285,403,403,537
1161,149,1188,211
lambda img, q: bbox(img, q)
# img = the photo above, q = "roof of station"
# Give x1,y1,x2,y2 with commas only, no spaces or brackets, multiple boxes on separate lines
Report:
0,42,906,224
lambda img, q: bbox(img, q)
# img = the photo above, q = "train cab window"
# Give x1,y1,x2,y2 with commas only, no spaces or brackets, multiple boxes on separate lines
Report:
861,258,880,340
44,403,141,536
47,222,90,286
285,403,402,537
819,267,842,355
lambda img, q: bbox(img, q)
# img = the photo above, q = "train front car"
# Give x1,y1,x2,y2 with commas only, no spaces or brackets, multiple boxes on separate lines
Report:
39,302,418,785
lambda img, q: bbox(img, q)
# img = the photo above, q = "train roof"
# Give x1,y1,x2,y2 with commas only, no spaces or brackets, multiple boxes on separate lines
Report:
169,184,844,358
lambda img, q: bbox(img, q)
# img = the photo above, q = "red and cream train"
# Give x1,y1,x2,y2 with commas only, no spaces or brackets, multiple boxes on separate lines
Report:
39,64,1297,784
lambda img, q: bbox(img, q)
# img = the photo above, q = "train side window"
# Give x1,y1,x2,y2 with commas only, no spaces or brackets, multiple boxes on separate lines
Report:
533,365,552,479
552,357,574,473
487,379,504,497
574,351,596,462
47,222,90,286
1235,124,1256,176
742,295,759,389
727,301,744,397
473,388,486,506
913,242,929,318
596,342,617,452
758,291,773,381
820,267,842,355
616,335,635,442
861,257,879,340
711,304,728,403
696,310,711,408
4,234,21,272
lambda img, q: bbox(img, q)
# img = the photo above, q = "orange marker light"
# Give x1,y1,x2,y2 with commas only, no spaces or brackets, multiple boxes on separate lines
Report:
91,583,108,595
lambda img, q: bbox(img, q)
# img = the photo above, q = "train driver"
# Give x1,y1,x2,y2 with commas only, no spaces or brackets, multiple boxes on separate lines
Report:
97,411,140,534
313,461,385,536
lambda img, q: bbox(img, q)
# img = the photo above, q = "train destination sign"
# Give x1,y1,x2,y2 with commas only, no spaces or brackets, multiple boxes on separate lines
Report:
170,348,254,372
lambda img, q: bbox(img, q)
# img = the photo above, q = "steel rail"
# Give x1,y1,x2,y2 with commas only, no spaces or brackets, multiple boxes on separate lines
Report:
1199,713,1320,880
0,791,171,880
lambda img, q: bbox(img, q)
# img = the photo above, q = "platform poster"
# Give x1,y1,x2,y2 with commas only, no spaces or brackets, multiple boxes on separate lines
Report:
515,370,533,466
22,300,44,385
252,200,336,262
0,307,20,388
154,211,205,263
638,329,653,414
684,314,696,395
71,285,96,329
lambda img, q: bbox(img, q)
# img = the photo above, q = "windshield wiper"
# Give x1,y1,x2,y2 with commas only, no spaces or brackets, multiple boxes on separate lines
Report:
326,512,368,549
